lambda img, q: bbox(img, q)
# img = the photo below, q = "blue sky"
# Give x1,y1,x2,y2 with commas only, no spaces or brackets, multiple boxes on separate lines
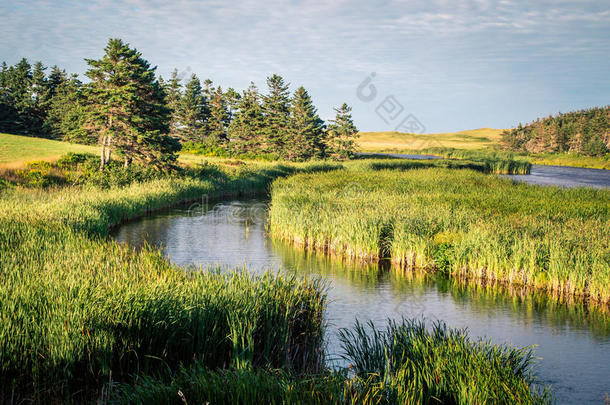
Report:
1,0,609,132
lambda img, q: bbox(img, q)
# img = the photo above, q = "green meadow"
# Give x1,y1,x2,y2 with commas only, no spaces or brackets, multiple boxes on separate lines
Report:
0,132,99,167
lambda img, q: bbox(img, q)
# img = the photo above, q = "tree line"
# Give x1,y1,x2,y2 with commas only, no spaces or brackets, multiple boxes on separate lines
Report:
0,38,359,169
501,106,610,156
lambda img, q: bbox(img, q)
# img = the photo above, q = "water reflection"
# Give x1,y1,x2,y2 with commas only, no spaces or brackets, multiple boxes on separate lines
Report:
112,199,610,404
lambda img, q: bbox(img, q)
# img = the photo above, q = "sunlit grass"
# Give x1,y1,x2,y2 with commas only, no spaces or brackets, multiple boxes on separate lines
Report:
269,167,610,305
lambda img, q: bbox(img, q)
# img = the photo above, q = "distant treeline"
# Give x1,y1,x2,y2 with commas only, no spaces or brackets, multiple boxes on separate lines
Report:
0,38,358,168
501,106,610,156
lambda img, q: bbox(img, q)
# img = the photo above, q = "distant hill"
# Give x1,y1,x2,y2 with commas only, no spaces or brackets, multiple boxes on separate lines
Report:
501,106,610,156
358,128,504,152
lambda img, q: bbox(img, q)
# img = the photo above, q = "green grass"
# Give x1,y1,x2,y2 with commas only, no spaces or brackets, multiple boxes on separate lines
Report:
0,159,343,402
116,319,551,404
528,152,610,170
269,167,610,305
0,133,99,167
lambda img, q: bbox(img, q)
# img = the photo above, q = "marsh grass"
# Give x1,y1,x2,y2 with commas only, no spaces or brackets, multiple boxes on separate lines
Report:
117,319,551,405
0,159,340,402
338,318,552,404
269,167,610,305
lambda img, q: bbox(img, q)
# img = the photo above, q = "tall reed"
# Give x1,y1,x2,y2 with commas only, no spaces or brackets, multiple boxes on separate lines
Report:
0,159,337,402
269,167,610,305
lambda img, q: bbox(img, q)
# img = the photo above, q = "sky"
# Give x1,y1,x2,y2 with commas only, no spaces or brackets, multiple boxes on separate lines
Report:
1,0,609,132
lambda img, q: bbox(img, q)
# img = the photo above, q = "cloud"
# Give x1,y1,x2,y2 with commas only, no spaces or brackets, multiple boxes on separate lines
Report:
0,0,608,131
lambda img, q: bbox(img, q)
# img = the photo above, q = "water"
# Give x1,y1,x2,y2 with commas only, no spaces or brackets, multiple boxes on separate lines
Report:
359,152,610,188
113,200,610,404
508,164,610,189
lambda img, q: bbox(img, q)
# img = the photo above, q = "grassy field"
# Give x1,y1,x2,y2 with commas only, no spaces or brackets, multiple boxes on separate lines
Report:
357,129,610,170
0,133,99,167
269,167,610,306
357,128,505,152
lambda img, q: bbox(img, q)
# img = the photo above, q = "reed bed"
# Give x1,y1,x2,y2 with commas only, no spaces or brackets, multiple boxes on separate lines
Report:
269,167,610,305
117,319,551,404
352,155,531,174
338,318,551,404
0,159,338,402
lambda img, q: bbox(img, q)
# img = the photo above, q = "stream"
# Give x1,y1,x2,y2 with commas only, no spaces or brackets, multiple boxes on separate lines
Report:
113,195,610,404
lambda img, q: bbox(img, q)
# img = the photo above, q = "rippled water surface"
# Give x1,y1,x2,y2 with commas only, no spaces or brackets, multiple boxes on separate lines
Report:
508,164,610,188
113,200,610,404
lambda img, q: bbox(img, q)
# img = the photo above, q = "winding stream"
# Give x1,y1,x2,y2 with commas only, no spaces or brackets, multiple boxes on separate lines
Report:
113,197,610,404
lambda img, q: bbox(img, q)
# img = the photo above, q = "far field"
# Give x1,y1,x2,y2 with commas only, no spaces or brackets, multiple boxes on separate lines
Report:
358,129,610,169
357,128,504,152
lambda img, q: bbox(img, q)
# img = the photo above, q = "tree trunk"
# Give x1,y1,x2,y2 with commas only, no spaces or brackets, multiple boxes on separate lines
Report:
100,135,107,170
104,138,112,165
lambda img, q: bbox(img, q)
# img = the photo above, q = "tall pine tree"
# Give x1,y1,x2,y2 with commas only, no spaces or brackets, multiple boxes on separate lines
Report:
164,68,183,139
176,74,208,142
325,103,359,160
84,38,179,170
207,86,229,143
228,82,266,154
262,74,291,155
286,86,325,160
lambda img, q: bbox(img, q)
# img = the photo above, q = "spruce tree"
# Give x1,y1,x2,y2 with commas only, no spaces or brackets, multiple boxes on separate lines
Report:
30,61,51,135
287,86,325,160
228,82,266,154
164,69,183,138
1,58,32,134
224,87,241,123
84,38,179,170
262,74,291,154
208,86,229,143
326,103,359,160
45,74,91,143
176,74,208,142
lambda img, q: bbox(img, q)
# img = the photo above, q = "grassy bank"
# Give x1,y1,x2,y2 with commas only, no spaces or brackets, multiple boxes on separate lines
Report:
0,159,341,402
269,167,610,306
353,154,531,174
528,152,610,170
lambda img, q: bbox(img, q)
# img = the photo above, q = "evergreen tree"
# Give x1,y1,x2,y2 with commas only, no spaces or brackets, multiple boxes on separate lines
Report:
176,74,208,142
262,74,291,154
228,82,266,154
84,38,179,170
224,87,241,123
286,86,325,160
0,62,15,132
0,58,33,134
44,74,91,143
47,66,68,98
325,103,359,160
208,86,229,143
30,61,51,135
164,69,183,138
